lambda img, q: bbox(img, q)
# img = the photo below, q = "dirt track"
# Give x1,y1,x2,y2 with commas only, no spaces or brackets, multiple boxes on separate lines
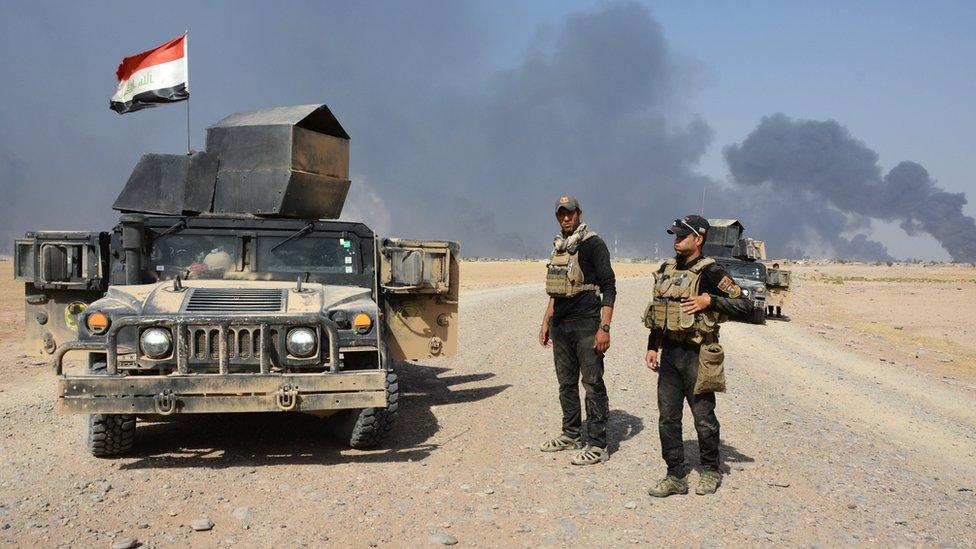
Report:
1,272,975,547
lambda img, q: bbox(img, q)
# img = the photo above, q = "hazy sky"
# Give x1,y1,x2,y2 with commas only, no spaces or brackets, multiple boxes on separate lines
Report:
1,1,973,260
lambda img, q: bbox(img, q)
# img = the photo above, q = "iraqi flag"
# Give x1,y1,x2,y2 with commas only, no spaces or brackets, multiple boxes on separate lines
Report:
110,34,188,114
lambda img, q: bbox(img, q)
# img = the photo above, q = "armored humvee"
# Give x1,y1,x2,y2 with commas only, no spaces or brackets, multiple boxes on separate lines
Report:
14,104,459,456
705,219,767,324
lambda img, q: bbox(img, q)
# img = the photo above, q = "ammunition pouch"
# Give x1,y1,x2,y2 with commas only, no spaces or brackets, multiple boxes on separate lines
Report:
694,342,726,394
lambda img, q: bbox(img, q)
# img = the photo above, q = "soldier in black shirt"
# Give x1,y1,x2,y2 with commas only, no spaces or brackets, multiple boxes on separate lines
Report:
538,196,616,465
645,215,753,497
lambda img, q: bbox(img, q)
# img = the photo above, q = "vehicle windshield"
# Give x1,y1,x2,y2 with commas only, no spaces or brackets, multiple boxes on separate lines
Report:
723,261,766,281
256,235,360,274
148,234,239,279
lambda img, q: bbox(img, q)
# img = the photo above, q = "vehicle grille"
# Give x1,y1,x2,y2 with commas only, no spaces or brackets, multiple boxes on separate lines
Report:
188,326,267,363
184,288,286,313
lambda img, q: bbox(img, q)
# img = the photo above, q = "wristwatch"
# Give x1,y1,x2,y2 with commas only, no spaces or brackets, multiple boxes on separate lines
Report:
600,324,611,333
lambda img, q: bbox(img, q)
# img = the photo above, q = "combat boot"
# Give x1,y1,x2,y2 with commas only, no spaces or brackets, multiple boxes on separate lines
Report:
695,470,722,495
648,475,688,498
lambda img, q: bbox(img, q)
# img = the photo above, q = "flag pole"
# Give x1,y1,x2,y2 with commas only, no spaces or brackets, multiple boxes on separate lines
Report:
186,97,191,154
185,30,191,154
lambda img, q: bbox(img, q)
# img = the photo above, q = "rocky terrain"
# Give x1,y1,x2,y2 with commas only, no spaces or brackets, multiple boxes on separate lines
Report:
0,261,974,547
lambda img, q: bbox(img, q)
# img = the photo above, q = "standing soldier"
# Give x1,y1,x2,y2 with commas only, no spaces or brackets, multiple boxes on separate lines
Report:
766,263,780,317
538,196,616,465
644,215,754,496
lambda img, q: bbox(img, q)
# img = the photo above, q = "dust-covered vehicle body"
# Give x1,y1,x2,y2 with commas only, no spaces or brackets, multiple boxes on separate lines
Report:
15,104,458,456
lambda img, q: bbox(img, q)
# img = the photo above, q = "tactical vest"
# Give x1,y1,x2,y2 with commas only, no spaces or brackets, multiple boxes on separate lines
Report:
546,234,599,298
642,257,722,345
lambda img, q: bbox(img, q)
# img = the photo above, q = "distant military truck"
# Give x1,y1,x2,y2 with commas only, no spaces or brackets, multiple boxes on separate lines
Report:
14,104,459,456
705,219,767,324
712,256,768,325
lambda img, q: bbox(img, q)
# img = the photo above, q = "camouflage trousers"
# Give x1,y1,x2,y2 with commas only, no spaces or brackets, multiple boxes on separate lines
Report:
551,317,608,448
658,339,720,475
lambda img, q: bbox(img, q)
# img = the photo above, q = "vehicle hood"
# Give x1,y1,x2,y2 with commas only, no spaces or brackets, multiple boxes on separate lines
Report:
93,280,373,316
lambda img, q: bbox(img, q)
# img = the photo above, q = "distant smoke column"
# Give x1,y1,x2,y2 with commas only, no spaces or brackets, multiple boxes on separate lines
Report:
0,149,28,254
880,161,976,262
724,114,976,262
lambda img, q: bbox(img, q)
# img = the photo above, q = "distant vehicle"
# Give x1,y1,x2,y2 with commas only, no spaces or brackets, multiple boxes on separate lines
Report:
705,219,767,324
713,256,768,325
14,104,459,457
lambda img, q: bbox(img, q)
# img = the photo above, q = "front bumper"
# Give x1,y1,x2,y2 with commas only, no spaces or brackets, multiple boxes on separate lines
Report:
56,371,387,414
51,314,387,415
744,292,765,309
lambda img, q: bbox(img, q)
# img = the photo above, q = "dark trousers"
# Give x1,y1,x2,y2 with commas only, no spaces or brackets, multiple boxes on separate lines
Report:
658,339,720,475
551,317,609,448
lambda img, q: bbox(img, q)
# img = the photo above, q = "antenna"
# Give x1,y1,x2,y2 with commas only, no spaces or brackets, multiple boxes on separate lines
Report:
700,187,706,216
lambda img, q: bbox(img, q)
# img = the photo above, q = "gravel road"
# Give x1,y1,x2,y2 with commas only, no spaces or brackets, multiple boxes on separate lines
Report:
1,278,974,547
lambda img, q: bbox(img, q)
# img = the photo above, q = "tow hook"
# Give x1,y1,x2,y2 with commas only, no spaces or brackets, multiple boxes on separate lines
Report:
276,384,299,411
154,390,176,415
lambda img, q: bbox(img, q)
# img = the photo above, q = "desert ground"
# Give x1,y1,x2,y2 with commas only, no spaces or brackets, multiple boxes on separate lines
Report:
1,259,974,547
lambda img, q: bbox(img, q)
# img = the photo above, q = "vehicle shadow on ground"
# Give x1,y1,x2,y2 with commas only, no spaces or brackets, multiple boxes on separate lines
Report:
681,439,755,474
119,364,510,470
606,409,644,454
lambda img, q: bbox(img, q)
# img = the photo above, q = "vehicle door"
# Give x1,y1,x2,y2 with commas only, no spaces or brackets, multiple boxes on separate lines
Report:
377,238,459,361
14,232,109,356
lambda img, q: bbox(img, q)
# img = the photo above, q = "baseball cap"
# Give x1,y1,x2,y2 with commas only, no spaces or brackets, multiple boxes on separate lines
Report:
667,214,710,237
555,195,581,213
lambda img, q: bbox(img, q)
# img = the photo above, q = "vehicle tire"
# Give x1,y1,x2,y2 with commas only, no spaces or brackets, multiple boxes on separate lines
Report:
85,358,136,457
752,306,767,325
335,365,399,449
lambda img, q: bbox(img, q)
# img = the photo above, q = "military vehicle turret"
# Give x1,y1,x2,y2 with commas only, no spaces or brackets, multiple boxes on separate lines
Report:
14,104,459,456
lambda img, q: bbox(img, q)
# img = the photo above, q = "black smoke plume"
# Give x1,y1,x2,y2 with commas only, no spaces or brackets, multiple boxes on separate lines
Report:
0,148,27,254
2,2,973,262
725,114,976,261
372,2,716,256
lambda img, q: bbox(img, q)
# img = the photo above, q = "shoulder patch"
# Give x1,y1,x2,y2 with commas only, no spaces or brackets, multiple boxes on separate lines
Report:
727,283,742,299
717,275,734,293
718,275,743,298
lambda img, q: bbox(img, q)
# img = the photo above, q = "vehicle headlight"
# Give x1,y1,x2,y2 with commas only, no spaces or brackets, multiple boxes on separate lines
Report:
286,327,317,358
742,289,750,297
140,328,173,359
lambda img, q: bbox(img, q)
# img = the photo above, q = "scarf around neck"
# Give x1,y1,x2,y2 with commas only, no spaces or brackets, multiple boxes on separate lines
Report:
553,222,595,254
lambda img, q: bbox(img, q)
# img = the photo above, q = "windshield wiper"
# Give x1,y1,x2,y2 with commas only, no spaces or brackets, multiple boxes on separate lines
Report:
271,222,316,252
156,218,187,238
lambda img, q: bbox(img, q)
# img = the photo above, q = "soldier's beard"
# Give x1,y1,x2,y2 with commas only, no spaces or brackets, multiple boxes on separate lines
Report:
676,246,702,262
